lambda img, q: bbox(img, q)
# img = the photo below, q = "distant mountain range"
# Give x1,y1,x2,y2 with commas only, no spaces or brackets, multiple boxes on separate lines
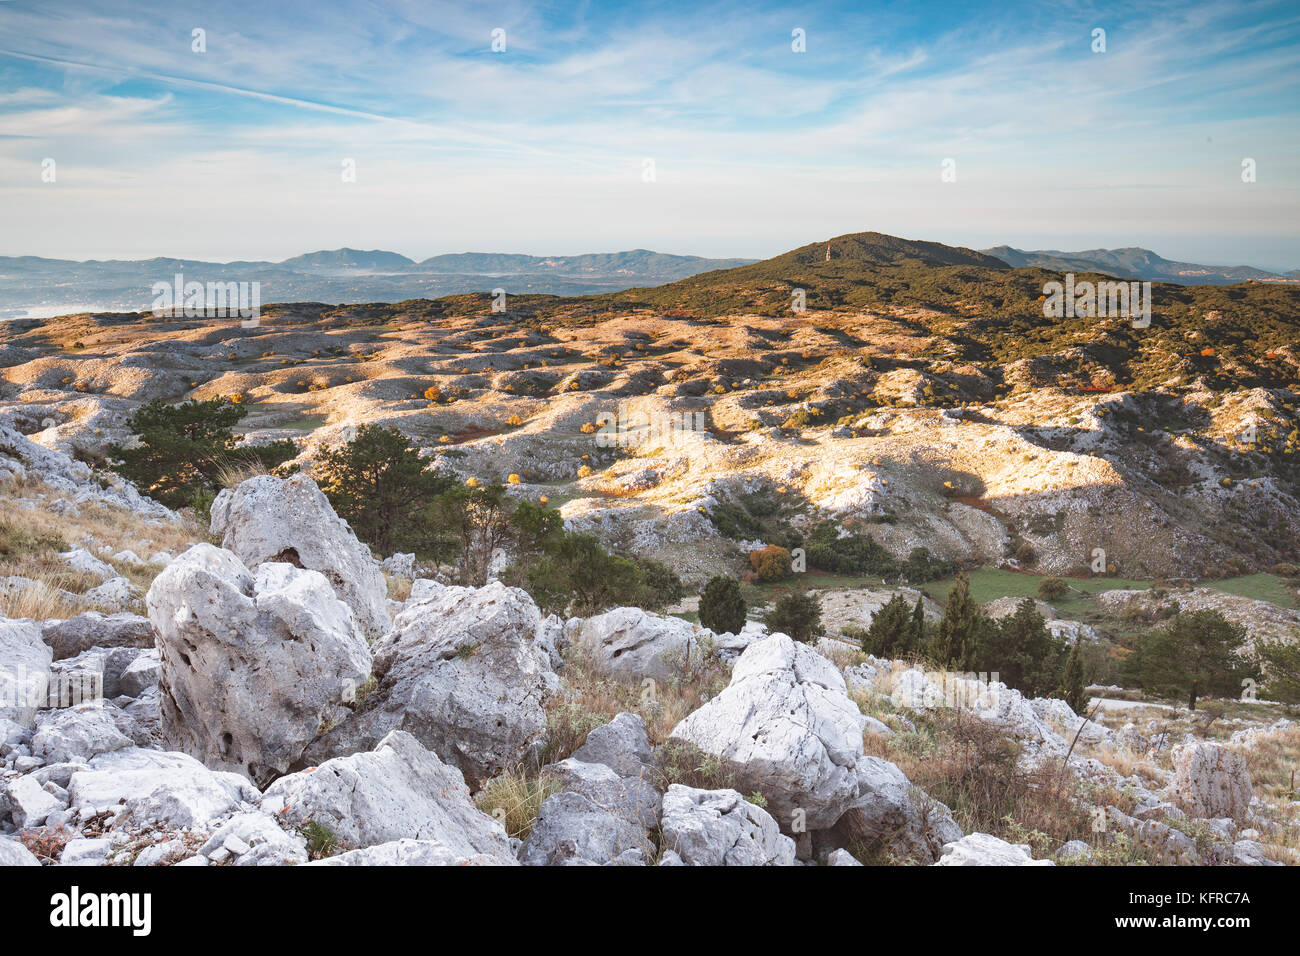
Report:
0,248,757,319
2,240,1295,320
981,246,1300,286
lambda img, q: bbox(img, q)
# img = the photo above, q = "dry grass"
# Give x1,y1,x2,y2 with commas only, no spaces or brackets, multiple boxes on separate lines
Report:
539,640,732,767
475,769,560,840
0,571,86,620
214,457,269,490
864,709,1100,858
384,572,413,602
0,474,202,618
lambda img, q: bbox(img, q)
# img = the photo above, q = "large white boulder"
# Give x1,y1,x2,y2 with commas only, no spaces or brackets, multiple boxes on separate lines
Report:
576,607,703,681
519,791,653,866
935,832,1055,866
659,785,796,866
32,704,132,764
309,838,516,866
210,474,391,638
147,543,372,786
0,619,52,728
308,581,558,788
825,756,963,863
261,731,514,861
68,747,258,829
1170,743,1253,822
668,633,863,830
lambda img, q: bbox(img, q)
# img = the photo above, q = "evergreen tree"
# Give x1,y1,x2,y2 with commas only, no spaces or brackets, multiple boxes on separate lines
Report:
1254,640,1300,704
907,595,927,654
862,593,911,656
929,575,983,668
316,424,456,555
1061,641,1088,715
766,590,825,644
699,575,747,635
111,398,296,509
976,598,1066,698
1124,609,1258,710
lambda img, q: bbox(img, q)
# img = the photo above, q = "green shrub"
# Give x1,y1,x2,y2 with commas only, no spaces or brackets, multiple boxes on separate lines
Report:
1037,577,1070,602
110,398,296,508
317,424,458,556
699,575,747,635
764,590,824,644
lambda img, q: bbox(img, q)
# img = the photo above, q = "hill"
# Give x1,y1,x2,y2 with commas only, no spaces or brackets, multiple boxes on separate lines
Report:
982,245,1294,285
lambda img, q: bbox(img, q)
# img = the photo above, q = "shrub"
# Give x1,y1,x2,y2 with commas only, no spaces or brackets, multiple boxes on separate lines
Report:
317,424,457,556
699,575,747,635
748,544,792,581
764,590,824,644
110,398,296,509
1038,577,1070,602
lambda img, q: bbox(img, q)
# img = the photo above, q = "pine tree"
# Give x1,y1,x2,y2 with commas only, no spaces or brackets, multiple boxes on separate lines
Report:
110,398,296,509
699,575,747,635
907,595,927,654
318,424,458,555
862,594,910,656
766,590,825,644
1257,641,1300,704
1125,609,1258,710
1061,641,1088,715
929,575,982,668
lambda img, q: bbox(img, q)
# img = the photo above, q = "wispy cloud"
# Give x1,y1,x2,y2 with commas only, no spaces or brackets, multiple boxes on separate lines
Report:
0,0,1296,268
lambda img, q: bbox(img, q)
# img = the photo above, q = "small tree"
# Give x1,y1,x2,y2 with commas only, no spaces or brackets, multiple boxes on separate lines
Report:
1123,609,1257,710
765,591,824,644
1060,641,1088,715
1255,640,1300,704
975,598,1066,698
316,424,456,555
861,593,911,657
699,575,747,635
928,575,984,669
111,398,296,509
430,483,517,587
748,545,793,581
907,595,928,652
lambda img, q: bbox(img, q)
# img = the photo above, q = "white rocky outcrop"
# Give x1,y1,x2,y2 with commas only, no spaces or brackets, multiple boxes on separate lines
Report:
210,474,391,638
668,633,864,831
935,832,1055,866
576,606,704,682
262,731,515,862
659,785,796,866
147,543,372,786
308,580,558,788
0,619,52,728
1170,742,1253,822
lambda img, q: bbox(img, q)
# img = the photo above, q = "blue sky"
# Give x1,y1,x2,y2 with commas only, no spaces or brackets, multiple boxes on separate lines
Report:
1,0,1298,269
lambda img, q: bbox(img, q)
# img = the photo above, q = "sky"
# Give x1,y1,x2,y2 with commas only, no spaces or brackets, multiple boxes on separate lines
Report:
1,0,1298,270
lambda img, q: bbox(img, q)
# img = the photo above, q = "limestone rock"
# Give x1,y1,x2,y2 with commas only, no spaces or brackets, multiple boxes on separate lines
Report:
668,634,863,830
262,731,514,861
659,785,796,866
210,474,391,638
147,543,372,786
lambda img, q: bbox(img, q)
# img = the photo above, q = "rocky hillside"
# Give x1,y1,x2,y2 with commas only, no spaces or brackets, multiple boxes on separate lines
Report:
0,432,1295,867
